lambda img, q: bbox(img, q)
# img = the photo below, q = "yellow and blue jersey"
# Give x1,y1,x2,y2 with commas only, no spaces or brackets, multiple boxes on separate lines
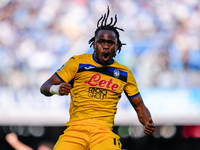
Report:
56,53,140,128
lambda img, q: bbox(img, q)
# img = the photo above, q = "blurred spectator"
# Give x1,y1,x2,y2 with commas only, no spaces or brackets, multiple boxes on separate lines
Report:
5,133,54,150
0,0,200,89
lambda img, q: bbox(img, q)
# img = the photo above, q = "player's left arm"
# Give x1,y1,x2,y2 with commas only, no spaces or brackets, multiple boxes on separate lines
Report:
128,94,155,135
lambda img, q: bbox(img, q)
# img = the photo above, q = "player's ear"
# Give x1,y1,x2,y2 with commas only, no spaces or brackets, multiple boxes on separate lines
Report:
93,42,96,50
116,43,119,50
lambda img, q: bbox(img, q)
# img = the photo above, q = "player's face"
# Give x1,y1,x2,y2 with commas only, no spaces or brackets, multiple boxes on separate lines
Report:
93,30,119,65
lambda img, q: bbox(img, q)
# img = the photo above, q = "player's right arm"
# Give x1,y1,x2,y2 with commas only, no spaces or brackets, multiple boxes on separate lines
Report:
41,56,78,97
40,74,72,96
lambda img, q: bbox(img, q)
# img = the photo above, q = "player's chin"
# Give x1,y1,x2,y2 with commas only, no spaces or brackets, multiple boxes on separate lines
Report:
101,60,110,65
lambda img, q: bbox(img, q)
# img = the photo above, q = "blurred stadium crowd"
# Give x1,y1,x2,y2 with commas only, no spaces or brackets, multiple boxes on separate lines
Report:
0,0,200,89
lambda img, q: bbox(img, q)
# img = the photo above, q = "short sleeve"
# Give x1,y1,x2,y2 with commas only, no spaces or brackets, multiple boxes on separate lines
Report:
56,56,79,83
124,69,140,98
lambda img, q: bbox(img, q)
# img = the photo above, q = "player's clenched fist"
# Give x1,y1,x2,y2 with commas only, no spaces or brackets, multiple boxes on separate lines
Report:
144,118,155,135
48,83,72,96
59,83,72,95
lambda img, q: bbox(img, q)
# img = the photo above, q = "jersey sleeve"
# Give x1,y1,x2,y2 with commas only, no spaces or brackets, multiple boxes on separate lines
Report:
55,56,79,83
124,69,140,99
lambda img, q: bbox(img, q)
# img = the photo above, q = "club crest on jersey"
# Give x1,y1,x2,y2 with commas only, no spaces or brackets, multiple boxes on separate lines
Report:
113,69,120,78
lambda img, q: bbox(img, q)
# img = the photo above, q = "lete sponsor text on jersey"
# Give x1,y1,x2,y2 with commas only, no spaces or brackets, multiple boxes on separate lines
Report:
84,74,119,91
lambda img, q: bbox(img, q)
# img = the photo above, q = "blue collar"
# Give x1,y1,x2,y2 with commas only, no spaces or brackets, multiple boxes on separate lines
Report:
92,53,114,65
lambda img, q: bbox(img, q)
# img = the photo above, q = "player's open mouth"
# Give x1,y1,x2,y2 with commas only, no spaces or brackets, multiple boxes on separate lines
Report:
102,52,110,61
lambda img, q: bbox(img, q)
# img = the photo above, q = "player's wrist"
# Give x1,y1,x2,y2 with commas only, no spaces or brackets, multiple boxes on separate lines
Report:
49,84,61,95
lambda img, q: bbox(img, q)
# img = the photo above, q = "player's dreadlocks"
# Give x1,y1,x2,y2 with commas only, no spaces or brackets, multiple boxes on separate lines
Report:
88,6,125,56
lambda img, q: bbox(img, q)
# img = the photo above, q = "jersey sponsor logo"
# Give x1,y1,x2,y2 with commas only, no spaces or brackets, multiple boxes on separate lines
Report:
84,73,119,91
88,87,107,99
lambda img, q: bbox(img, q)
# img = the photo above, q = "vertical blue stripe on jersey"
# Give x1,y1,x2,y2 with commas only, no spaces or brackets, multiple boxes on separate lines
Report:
114,138,116,145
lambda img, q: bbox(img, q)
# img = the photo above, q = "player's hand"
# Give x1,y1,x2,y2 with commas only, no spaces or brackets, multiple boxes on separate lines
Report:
5,133,19,144
59,83,72,95
144,118,155,135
